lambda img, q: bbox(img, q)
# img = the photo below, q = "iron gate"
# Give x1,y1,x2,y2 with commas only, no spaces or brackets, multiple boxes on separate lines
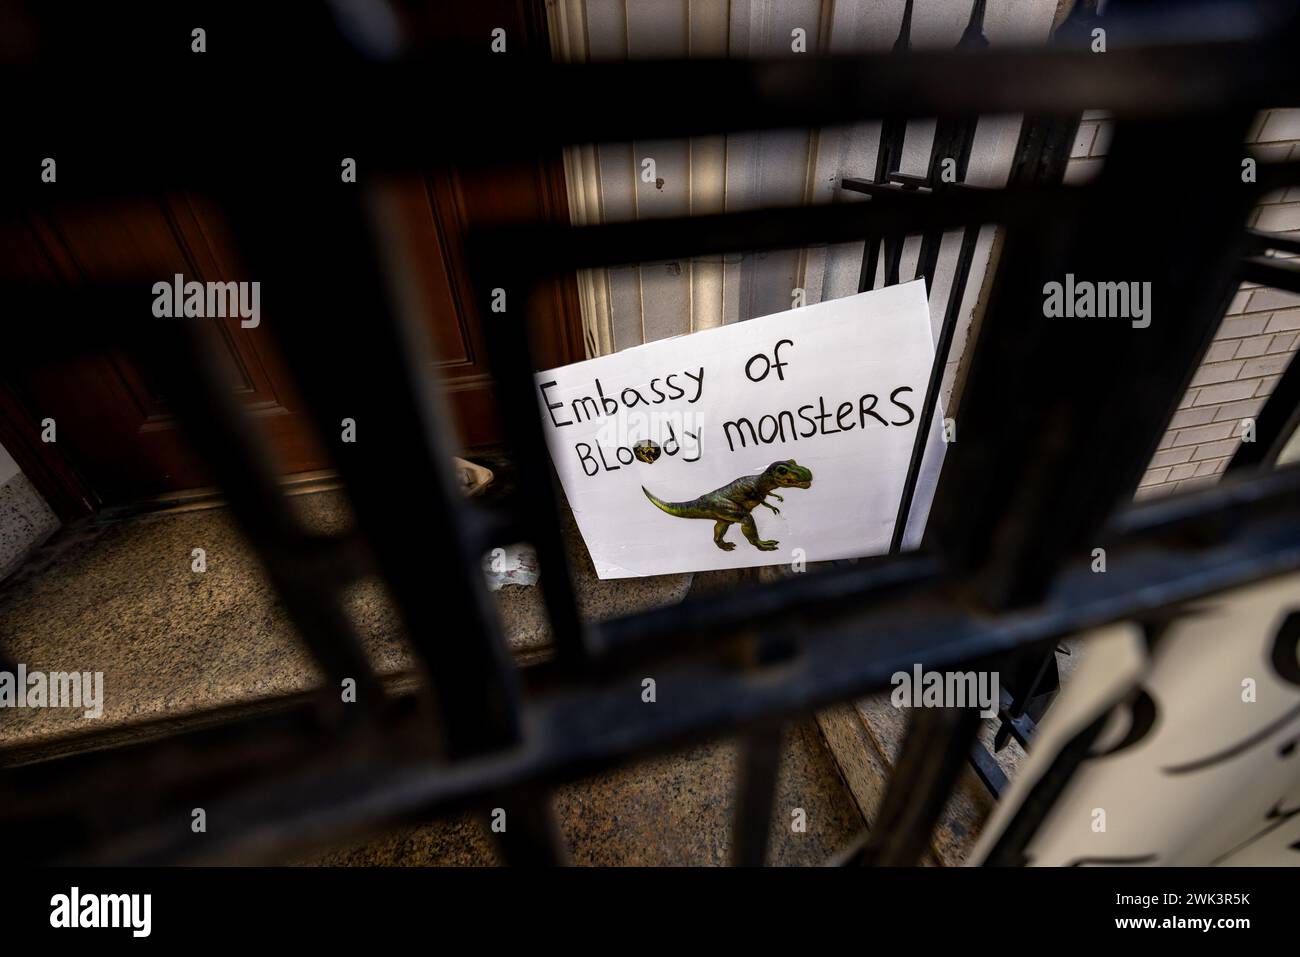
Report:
2,0,1300,865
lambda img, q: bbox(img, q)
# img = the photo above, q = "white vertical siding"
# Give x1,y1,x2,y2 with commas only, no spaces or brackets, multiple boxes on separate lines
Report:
549,0,1062,398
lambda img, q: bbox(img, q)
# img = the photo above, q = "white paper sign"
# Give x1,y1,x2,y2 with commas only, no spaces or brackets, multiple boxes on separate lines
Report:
534,280,946,579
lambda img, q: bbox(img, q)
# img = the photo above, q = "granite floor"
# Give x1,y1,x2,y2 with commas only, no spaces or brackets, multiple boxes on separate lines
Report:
305,719,863,866
0,488,692,749
0,471,60,582
0,487,867,865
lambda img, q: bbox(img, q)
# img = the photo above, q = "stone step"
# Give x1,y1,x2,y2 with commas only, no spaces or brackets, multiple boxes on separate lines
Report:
0,488,690,753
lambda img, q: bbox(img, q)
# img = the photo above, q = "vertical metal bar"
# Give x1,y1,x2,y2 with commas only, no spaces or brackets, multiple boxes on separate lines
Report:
911,4,1090,569
916,0,987,291
489,788,568,866
731,723,784,867
365,188,569,863
1003,1,1094,190
1226,350,1300,472
862,0,913,292
915,226,943,295
926,109,1259,607
217,182,566,864
968,741,1009,797
848,704,983,866
884,236,905,287
890,1,915,61
887,222,980,553
225,185,526,755
130,318,384,711
857,233,881,293
980,709,1112,866
993,646,1055,750
471,283,594,667
959,0,989,51
915,129,956,292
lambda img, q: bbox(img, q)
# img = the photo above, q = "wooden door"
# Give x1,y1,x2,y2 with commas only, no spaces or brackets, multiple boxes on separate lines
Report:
0,163,583,517
0,0,582,518
2,196,331,504
393,163,585,448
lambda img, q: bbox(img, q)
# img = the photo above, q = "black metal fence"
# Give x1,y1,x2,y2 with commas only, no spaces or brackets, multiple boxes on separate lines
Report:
2,0,1300,865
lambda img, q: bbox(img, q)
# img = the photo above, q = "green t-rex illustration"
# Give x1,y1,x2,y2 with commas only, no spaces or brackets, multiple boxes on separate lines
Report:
642,460,814,551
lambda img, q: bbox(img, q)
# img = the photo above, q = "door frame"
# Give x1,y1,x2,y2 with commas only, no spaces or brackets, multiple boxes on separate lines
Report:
0,379,100,521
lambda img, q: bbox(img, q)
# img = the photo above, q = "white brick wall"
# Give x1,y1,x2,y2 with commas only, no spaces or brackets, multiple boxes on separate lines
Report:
1128,107,1300,498
1062,108,1111,184
942,108,1298,500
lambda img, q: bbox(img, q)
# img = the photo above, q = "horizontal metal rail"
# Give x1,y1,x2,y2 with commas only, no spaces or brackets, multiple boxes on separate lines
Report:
4,463,1297,864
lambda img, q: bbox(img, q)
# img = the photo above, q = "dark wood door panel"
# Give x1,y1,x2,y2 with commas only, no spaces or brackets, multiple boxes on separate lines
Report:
390,171,501,449
406,161,585,448
4,196,331,499
391,176,476,369
4,169,582,511
3,154,585,507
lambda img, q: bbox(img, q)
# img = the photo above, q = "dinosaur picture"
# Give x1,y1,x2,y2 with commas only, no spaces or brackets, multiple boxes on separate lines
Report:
642,460,813,551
